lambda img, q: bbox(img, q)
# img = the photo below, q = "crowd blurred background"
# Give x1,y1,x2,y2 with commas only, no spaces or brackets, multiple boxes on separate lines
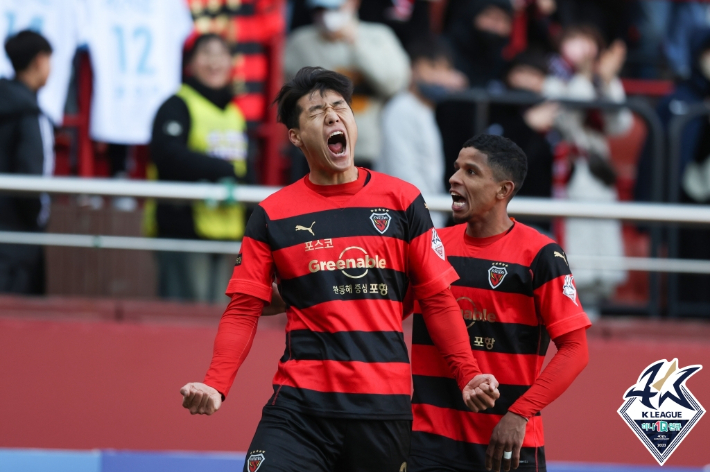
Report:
2,0,710,318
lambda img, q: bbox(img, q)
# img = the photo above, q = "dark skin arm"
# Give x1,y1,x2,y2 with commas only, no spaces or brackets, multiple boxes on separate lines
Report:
486,328,589,472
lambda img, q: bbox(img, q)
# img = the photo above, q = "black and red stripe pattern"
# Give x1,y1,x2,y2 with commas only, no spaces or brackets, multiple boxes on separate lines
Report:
410,223,590,470
228,170,457,419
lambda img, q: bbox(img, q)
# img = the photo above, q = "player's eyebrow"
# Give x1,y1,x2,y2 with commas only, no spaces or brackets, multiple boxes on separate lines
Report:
308,104,325,113
455,160,483,173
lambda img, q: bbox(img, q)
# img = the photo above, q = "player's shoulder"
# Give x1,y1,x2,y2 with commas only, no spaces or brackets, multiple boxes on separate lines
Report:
367,170,421,201
514,222,561,251
513,223,570,272
436,224,465,246
258,178,309,216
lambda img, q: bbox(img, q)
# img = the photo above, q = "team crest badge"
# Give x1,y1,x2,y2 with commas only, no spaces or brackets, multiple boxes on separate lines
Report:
488,265,507,289
617,359,704,465
370,212,391,234
431,229,445,260
562,275,577,306
247,451,266,472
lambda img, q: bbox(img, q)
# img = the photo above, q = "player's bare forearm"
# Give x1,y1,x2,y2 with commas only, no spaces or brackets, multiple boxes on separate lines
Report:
486,412,527,471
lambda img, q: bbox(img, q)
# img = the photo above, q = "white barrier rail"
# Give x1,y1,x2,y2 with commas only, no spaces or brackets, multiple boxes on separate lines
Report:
2,174,710,223
1,231,710,274
2,175,710,274
0,231,240,254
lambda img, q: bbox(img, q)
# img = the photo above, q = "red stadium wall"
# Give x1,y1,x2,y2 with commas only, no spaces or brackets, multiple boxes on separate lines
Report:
1,296,708,466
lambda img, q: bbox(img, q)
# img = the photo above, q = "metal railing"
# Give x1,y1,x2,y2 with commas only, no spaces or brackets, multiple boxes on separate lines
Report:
2,175,710,223
2,175,710,273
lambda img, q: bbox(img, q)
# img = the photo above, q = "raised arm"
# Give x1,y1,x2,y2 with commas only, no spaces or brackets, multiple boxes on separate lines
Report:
180,293,265,415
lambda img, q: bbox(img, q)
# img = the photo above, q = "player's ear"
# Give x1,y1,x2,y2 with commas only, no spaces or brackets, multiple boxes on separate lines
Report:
288,128,302,148
498,181,515,201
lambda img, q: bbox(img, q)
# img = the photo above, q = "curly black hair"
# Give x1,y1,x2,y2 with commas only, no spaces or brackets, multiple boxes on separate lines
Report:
274,67,354,130
462,134,528,196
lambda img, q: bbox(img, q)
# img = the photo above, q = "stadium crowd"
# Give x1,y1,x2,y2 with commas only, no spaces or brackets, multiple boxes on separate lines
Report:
1,0,710,315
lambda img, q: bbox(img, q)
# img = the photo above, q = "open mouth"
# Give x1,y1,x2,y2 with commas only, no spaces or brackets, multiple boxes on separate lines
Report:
327,131,347,156
450,191,466,211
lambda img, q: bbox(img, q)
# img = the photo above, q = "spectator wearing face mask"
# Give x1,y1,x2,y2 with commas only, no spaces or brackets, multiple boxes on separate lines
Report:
284,0,410,169
289,0,433,50
376,37,467,227
445,0,514,89
543,24,632,317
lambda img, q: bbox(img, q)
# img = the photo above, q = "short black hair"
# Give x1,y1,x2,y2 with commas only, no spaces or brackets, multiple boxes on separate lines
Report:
4,30,52,73
184,33,229,66
406,36,453,65
462,134,528,196
274,67,353,130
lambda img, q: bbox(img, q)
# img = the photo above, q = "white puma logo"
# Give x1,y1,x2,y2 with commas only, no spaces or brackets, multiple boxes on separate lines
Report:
554,251,568,266
295,221,315,236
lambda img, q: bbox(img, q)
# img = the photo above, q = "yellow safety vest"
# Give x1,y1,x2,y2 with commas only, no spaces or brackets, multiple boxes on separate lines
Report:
145,84,248,240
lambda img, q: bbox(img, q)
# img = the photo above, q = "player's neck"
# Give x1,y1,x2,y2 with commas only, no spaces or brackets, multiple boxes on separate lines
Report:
308,166,359,186
465,212,514,239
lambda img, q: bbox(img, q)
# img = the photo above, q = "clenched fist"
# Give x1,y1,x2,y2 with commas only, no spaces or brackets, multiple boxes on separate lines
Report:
180,382,222,415
462,374,500,412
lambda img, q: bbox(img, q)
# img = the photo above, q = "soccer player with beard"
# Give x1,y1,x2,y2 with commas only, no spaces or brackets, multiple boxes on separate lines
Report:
408,134,591,472
179,67,500,472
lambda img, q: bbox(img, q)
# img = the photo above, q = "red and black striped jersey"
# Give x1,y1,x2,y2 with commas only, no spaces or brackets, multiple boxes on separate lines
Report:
229,169,458,419
410,222,591,470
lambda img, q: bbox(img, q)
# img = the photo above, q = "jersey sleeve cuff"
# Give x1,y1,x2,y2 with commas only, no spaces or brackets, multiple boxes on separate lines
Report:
225,278,272,303
412,266,459,300
546,312,592,340
507,404,532,420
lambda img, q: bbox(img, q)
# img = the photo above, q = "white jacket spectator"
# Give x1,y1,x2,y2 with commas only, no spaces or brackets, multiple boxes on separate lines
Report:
285,0,410,166
543,27,633,313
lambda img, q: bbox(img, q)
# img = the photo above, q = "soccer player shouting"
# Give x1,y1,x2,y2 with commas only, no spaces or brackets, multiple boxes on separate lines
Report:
180,67,500,472
408,135,591,472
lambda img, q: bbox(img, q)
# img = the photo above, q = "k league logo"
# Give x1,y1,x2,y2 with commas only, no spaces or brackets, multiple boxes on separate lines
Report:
617,359,704,465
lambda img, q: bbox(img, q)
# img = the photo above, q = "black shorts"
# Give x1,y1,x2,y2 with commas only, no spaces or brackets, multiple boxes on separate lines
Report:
408,454,463,472
243,406,411,472
409,451,546,472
